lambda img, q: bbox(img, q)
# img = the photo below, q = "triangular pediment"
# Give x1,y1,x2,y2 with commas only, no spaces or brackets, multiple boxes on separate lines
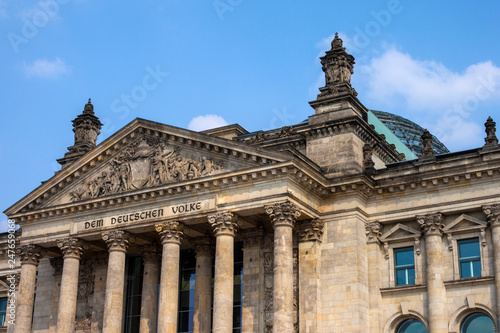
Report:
443,214,487,234
5,118,294,216
380,223,421,243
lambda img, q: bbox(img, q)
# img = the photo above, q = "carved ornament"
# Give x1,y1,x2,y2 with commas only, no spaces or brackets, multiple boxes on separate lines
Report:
365,221,383,243
57,238,89,259
155,220,188,244
239,227,264,248
190,236,214,257
296,219,325,243
265,201,301,229
101,230,134,252
50,257,64,276
484,117,499,148
15,244,46,266
416,213,444,236
483,204,500,226
208,211,240,237
137,244,161,263
418,129,435,160
70,137,225,202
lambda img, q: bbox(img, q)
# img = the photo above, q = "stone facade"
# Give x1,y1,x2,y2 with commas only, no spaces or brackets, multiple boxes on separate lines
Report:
2,33,500,333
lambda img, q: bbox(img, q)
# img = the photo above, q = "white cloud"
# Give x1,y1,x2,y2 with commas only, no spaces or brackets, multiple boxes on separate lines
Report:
23,57,70,78
188,115,229,131
356,47,500,150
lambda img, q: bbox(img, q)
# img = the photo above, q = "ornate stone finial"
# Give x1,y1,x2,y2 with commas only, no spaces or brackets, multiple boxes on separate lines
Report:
50,257,64,276
190,236,215,257
101,230,134,252
483,117,499,148
15,244,46,266
155,220,189,244
331,32,343,49
296,219,325,243
316,32,355,98
363,143,375,170
365,221,383,243
208,212,240,237
483,204,500,226
418,129,435,160
265,201,301,229
239,227,264,248
58,99,103,168
57,237,89,259
137,244,161,263
416,213,444,236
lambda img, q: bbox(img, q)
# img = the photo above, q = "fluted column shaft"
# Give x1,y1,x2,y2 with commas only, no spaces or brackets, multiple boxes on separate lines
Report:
418,214,447,333
365,222,383,333
156,221,188,333
56,238,89,333
209,212,240,333
192,237,214,333
102,230,133,333
297,219,324,333
138,244,161,333
266,201,301,333
484,204,500,318
14,244,46,333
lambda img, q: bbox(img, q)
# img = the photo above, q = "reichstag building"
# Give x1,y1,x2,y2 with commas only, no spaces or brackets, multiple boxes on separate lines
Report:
2,33,500,333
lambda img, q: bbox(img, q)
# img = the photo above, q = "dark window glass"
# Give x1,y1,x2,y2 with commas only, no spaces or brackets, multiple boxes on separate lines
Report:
396,319,427,333
461,313,495,333
0,297,7,326
394,247,415,286
233,241,243,333
178,249,196,333
458,238,481,278
124,256,144,333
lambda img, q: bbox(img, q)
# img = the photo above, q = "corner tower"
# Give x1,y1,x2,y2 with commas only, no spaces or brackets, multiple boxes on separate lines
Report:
57,99,103,169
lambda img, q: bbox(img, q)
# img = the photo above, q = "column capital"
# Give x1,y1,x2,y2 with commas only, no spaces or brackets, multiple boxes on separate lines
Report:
137,244,161,263
483,204,500,226
265,201,301,229
155,220,189,244
208,211,240,237
240,227,264,248
417,213,444,236
102,230,134,252
297,219,325,243
15,244,46,266
57,237,89,259
365,221,383,243
190,236,214,258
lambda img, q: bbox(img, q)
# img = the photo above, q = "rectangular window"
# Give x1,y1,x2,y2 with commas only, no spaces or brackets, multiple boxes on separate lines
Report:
124,256,144,333
394,247,415,286
0,297,7,326
178,249,196,333
458,238,481,278
233,242,243,333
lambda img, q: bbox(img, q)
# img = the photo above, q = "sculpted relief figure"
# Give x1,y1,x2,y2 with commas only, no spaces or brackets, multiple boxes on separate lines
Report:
70,138,226,201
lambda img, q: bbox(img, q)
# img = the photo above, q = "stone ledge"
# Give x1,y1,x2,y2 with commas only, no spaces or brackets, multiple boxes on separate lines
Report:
444,276,495,288
380,284,426,294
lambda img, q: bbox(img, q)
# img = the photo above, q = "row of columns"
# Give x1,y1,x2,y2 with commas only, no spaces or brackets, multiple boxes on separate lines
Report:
13,201,326,333
365,205,500,333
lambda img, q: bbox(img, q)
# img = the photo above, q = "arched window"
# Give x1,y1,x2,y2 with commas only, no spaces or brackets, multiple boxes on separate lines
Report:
396,319,427,333
461,313,495,333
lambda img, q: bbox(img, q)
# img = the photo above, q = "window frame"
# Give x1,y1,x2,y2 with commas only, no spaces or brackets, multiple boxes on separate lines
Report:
457,238,482,279
394,246,416,286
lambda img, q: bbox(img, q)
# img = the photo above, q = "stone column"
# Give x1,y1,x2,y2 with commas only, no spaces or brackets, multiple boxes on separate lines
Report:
365,222,383,333
101,230,134,333
56,238,89,333
417,213,447,333
208,211,240,333
296,219,324,333
13,244,46,333
138,244,161,333
265,201,301,333
156,221,188,333
192,236,214,333
483,204,500,318
240,228,265,333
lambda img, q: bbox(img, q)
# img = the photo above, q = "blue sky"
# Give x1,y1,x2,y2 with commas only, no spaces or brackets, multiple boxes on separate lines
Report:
2,0,500,230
